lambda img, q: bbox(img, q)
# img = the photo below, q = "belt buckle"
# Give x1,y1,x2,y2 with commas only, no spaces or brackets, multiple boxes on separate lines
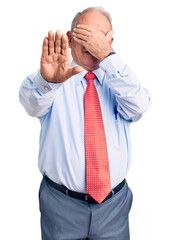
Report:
85,194,90,201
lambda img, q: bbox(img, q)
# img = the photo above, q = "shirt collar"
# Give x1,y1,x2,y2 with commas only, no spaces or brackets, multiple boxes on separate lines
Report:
71,60,105,86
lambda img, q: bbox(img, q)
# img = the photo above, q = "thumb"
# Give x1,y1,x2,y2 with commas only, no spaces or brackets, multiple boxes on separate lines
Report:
66,66,83,79
72,66,83,75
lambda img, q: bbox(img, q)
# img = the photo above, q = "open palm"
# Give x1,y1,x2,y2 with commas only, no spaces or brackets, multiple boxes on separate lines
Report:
41,30,83,83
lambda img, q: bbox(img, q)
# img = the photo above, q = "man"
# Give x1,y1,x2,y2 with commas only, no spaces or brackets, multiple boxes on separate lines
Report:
19,6,150,240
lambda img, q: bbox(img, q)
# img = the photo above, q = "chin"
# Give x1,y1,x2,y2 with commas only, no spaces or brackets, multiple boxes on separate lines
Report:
81,57,100,71
84,63,100,71
84,65,99,71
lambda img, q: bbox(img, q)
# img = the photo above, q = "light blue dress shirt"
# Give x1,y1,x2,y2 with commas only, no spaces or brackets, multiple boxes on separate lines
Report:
19,54,150,193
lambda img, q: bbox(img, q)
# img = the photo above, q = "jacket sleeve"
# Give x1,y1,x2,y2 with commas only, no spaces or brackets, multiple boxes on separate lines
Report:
99,54,151,122
19,70,62,117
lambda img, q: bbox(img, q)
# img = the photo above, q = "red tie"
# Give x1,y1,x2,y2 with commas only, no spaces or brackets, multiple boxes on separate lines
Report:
84,72,111,204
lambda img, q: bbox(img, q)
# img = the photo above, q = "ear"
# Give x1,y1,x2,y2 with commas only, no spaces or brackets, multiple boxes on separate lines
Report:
66,31,72,48
110,37,114,45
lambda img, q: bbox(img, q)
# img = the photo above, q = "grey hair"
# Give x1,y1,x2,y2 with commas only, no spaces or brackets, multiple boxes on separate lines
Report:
71,7,112,31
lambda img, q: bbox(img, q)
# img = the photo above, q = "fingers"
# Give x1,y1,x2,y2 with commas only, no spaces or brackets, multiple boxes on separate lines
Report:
42,37,48,57
73,36,86,46
75,24,93,32
55,30,62,54
73,26,89,44
73,25,113,44
74,25,114,42
73,24,92,41
48,30,54,54
42,30,69,57
73,34,88,43
61,34,69,56
73,27,91,37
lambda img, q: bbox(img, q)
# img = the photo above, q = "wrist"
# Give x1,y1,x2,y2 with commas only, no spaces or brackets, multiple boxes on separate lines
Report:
107,51,116,57
99,47,115,62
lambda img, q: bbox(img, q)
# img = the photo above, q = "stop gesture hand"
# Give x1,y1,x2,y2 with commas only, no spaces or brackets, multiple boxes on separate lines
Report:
41,30,83,83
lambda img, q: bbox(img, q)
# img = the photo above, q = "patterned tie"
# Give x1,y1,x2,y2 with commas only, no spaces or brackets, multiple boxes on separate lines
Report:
84,72,111,204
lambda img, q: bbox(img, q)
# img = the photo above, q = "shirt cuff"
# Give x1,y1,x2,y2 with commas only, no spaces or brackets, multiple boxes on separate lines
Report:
99,54,126,77
34,70,62,94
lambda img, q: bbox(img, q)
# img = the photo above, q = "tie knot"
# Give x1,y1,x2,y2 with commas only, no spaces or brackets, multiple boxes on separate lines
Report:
84,72,96,82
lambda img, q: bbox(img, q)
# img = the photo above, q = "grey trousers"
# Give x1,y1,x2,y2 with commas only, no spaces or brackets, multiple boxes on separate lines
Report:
39,177,133,240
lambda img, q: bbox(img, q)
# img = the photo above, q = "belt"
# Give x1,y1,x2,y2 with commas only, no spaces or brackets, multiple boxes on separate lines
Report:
44,176,125,204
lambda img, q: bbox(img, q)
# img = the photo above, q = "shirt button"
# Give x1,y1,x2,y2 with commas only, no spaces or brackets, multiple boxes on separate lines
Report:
44,86,49,91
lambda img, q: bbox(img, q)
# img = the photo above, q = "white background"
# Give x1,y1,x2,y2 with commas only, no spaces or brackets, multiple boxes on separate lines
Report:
0,0,170,239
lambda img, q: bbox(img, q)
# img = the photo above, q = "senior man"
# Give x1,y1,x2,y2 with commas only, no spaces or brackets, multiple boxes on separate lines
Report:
19,6,150,240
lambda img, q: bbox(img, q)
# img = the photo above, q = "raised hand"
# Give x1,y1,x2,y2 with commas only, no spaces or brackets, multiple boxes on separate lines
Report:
41,30,83,83
73,25,114,61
